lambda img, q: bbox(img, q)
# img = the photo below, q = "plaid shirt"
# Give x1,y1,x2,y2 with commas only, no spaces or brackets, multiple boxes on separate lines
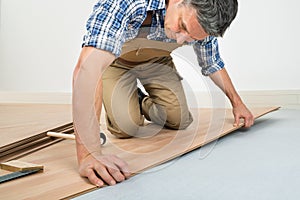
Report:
82,0,225,76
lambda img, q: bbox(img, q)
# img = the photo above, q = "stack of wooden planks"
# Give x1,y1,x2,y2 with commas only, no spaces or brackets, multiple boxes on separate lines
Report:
0,103,279,199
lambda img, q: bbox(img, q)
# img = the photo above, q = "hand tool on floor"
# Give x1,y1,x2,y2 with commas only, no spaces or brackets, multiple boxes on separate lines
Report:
0,160,44,184
47,131,107,145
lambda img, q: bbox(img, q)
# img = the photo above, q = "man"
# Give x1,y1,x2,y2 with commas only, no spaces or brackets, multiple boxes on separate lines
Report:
72,0,254,187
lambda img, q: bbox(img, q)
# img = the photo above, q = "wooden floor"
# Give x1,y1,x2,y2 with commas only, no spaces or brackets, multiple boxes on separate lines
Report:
0,104,72,162
0,104,279,199
0,103,72,148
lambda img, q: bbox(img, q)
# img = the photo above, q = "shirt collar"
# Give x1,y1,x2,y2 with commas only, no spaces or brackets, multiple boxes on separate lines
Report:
147,0,166,11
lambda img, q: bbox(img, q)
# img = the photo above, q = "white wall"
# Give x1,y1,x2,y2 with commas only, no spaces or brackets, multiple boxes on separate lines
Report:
0,0,300,93
218,0,300,91
173,0,300,91
0,0,95,92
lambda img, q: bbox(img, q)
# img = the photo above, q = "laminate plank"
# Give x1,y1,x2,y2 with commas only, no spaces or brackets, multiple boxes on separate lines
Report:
0,107,279,199
0,104,72,149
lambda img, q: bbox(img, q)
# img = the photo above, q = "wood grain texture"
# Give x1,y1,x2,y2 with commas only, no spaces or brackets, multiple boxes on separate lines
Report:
0,107,279,199
0,160,43,172
0,103,72,148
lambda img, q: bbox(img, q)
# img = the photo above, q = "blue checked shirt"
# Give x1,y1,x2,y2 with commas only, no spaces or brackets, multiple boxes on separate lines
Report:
82,0,225,76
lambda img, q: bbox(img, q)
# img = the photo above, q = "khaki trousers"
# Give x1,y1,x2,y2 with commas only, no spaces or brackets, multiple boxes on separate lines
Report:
102,55,193,138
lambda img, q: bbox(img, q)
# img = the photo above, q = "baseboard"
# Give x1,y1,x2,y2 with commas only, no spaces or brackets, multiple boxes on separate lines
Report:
0,90,299,109
239,90,300,109
189,90,300,109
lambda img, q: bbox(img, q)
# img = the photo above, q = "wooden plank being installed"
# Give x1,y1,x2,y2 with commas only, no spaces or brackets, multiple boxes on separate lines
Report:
0,107,279,199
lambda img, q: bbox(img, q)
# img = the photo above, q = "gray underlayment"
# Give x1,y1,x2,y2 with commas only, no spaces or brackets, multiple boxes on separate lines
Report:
74,108,300,200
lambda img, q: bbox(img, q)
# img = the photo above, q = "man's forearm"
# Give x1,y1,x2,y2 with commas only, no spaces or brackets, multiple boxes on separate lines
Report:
75,78,103,163
209,68,254,127
209,68,243,107
72,47,115,161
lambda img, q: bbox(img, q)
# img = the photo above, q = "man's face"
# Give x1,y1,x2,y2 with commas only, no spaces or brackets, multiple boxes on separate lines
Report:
165,0,209,44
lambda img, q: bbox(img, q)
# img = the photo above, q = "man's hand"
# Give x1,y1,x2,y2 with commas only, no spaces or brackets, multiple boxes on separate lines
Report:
79,153,131,187
232,102,254,128
208,68,255,128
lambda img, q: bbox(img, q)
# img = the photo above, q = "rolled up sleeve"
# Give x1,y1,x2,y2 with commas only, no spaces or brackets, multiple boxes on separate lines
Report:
193,36,225,76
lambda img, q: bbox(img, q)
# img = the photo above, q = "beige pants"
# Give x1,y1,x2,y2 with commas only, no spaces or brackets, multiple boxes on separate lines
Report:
102,38,192,138
102,55,193,138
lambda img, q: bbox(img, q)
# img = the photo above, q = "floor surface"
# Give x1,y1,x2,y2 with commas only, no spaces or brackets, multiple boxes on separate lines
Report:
74,108,300,200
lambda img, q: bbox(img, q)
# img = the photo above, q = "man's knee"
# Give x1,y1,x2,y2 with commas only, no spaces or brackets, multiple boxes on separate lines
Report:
108,128,133,139
165,111,193,130
107,114,144,139
108,123,142,139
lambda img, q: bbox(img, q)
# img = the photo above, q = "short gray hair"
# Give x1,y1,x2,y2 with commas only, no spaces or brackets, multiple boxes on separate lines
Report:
183,0,238,37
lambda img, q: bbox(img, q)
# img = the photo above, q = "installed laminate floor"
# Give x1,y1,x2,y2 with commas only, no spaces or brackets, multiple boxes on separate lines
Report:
74,108,300,200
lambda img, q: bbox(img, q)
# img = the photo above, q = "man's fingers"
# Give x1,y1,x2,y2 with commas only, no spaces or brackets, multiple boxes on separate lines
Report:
244,112,254,128
94,164,116,186
111,155,131,178
245,117,250,128
244,119,250,128
233,115,240,127
85,168,104,187
101,155,131,182
244,115,254,128
107,166,125,182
